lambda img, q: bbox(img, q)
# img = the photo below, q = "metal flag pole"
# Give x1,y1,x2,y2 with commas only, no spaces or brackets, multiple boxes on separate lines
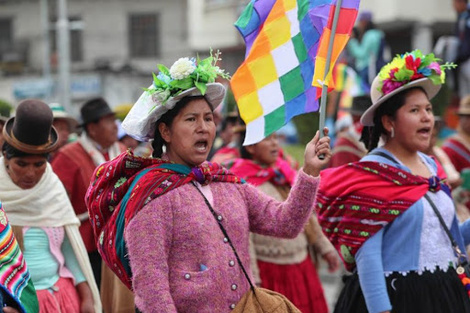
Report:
317,0,343,159
318,0,343,138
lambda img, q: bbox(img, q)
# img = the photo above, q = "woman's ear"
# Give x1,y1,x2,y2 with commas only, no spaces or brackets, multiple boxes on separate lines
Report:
381,115,394,133
158,123,171,144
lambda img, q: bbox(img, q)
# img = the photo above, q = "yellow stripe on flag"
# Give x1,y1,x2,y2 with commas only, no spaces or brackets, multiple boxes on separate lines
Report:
283,0,296,12
237,92,264,123
247,54,278,89
313,29,350,88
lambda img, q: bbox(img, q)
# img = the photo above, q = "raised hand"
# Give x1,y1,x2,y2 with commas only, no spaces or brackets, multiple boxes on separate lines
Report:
303,127,331,177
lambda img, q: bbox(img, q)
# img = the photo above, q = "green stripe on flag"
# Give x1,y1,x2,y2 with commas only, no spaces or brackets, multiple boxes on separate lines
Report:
265,106,285,137
292,33,307,63
297,0,310,20
279,67,304,102
235,1,255,28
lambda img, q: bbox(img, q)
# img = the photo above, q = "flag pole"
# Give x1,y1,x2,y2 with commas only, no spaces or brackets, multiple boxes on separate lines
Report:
318,0,343,140
317,0,343,159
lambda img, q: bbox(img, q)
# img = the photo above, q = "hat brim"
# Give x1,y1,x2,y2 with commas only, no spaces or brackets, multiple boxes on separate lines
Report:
53,113,79,130
3,117,59,154
122,82,226,142
360,78,441,126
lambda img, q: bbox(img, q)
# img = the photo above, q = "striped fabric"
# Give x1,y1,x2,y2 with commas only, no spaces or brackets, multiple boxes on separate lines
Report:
0,203,38,313
231,0,359,145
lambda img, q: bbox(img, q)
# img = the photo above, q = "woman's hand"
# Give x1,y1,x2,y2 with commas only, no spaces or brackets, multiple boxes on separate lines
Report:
3,307,20,313
322,250,340,273
303,128,331,177
76,282,95,313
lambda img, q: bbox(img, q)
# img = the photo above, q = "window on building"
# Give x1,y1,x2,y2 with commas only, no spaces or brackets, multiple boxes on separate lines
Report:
129,13,159,58
50,16,84,62
0,18,12,56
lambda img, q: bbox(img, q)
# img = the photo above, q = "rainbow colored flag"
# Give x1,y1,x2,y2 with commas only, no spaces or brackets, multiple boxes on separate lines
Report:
231,0,360,145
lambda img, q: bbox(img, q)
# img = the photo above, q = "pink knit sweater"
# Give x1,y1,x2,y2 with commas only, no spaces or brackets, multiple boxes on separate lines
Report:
125,169,319,312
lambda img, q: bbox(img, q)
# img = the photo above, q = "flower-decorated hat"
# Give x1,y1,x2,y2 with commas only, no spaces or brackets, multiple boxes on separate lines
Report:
122,50,229,142
361,50,456,126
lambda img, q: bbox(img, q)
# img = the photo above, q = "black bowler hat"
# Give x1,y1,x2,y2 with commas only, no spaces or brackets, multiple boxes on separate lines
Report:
3,99,58,154
80,97,115,126
349,95,373,116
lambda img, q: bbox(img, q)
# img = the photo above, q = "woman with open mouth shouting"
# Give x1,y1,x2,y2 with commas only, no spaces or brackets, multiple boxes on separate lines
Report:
85,51,332,313
317,50,470,313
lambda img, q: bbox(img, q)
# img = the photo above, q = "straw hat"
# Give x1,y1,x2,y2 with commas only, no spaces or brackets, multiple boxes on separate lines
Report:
3,99,58,154
49,103,78,130
360,50,451,126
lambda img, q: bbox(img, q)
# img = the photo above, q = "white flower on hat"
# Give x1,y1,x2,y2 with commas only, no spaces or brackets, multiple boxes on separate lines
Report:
151,89,171,105
169,57,196,80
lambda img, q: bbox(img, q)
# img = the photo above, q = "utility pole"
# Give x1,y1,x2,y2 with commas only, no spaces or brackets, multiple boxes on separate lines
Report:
56,0,72,113
40,0,52,101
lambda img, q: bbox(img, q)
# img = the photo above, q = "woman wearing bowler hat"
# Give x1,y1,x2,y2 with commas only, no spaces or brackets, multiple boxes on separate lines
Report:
317,50,470,313
0,99,101,313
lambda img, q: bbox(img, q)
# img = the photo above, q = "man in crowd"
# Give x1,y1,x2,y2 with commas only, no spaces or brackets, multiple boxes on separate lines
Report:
51,97,125,286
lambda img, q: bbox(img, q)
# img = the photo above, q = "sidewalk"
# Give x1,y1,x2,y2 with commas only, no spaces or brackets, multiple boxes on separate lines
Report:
317,262,345,312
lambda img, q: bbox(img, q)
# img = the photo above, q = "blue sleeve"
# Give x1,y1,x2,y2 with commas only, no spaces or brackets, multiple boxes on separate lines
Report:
459,218,470,246
62,233,86,285
356,228,392,313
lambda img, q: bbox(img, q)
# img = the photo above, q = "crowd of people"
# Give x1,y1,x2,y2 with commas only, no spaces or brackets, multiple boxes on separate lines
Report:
2,6,470,313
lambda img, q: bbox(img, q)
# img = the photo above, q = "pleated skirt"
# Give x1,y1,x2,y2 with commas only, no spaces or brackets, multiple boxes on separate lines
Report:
36,277,80,313
334,267,470,313
257,254,329,313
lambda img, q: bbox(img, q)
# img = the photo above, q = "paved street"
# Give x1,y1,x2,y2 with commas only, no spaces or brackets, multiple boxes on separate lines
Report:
318,262,345,312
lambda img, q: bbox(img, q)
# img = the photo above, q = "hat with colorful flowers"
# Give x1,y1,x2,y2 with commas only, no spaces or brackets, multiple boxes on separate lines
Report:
122,50,230,141
360,49,456,126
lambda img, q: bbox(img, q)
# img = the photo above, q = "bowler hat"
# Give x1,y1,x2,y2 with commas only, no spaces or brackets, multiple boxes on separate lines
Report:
349,96,372,116
3,99,58,154
80,97,115,126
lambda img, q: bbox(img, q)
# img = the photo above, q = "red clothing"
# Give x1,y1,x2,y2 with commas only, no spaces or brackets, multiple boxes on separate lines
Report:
51,142,125,252
329,133,367,168
442,134,470,172
257,255,328,313
36,277,80,313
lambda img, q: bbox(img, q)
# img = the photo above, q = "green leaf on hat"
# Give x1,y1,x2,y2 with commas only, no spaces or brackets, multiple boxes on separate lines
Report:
195,81,207,95
157,64,170,76
170,77,194,89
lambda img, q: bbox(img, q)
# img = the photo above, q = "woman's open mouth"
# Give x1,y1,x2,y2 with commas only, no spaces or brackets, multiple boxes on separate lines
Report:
195,140,209,153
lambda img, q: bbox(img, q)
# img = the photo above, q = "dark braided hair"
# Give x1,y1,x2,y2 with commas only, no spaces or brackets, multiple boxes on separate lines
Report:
2,142,49,160
151,95,212,158
360,87,425,151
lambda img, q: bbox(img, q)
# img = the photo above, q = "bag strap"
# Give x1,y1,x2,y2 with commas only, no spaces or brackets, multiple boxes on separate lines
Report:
191,182,256,292
370,151,467,262
422,194,466,262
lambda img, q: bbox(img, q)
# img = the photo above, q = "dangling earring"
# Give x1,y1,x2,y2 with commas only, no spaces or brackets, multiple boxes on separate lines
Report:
390,127,395,138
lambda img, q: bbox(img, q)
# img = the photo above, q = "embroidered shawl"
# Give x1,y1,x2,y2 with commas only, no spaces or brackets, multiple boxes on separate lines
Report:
317,161,449,272
225,157,296,187
86,151,243,289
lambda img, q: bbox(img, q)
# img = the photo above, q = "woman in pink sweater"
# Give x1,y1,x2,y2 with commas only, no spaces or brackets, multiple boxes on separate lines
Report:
86,53,331,312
